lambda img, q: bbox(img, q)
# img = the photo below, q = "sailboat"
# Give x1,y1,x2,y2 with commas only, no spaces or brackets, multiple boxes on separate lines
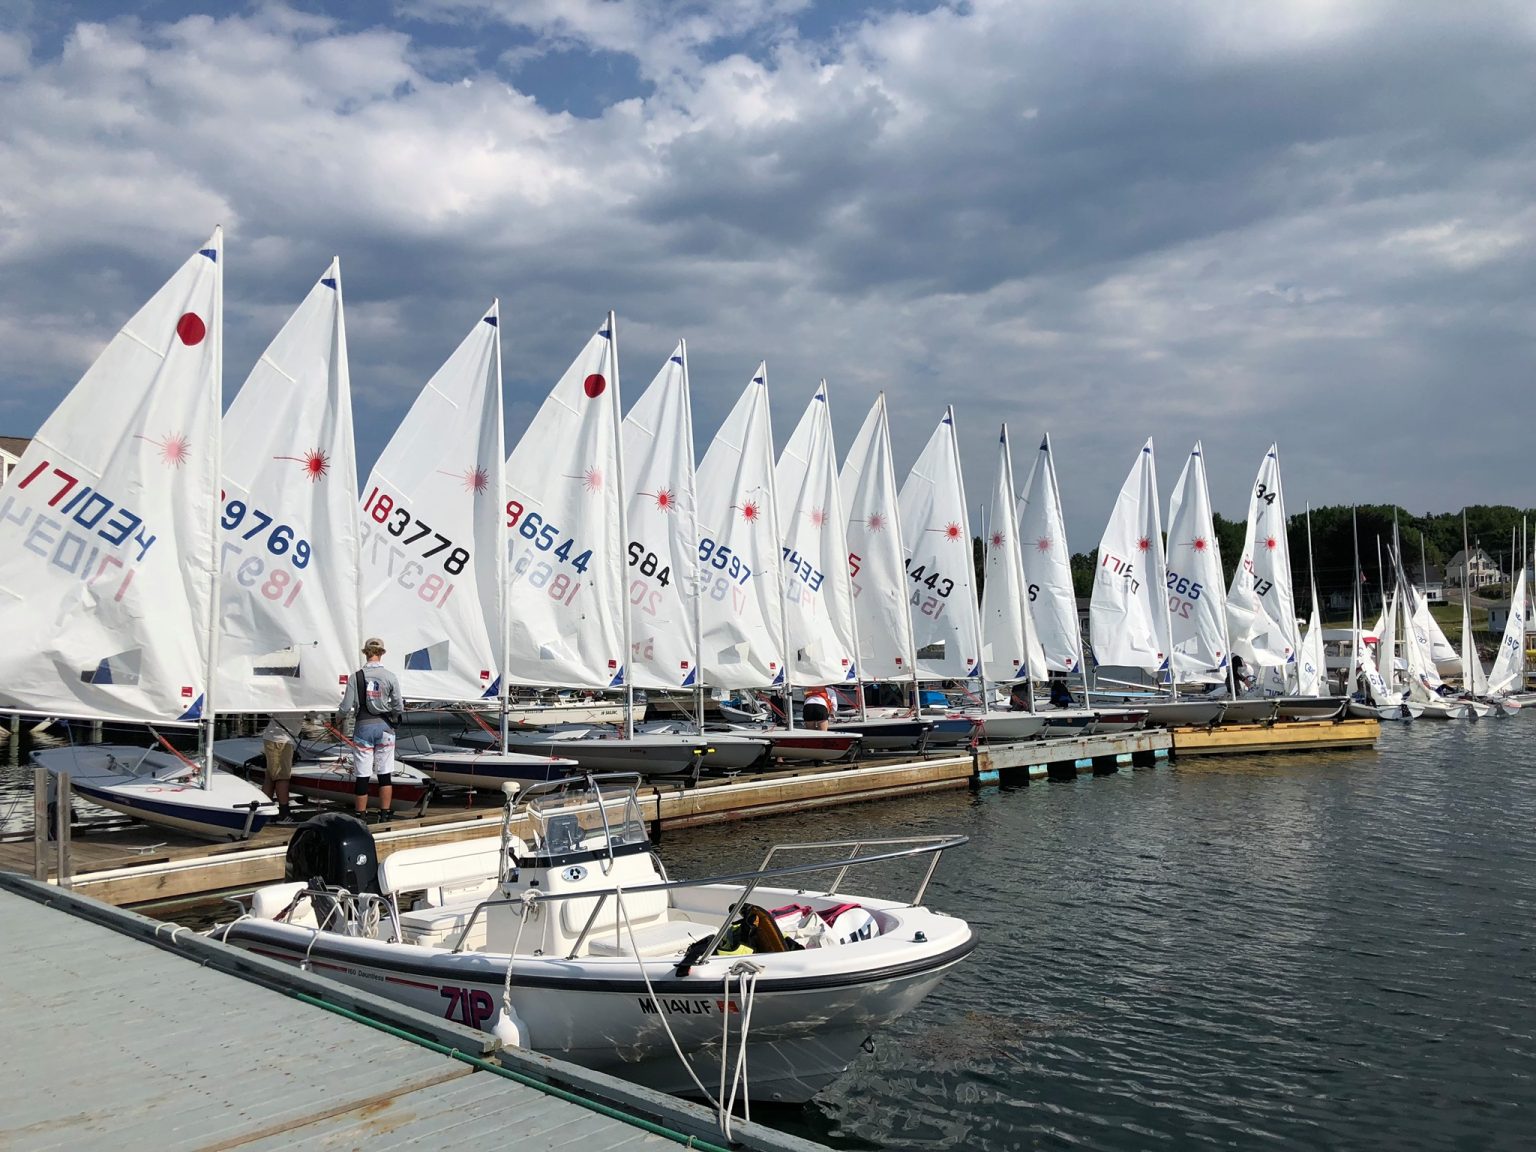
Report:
205,260,436,810
1395,541,1471,720
490,321,752,777
1454,515,1494,717
836,395,934,751
5,230,276,839
328,302,506,798
1149,442,1230,725
1087,439,1170,728
1225,445,1300,694
1485,529,1529,712
1219,446,1342,722
975,426,1049,741
708,378,869,763
897,409,985,735
1347,510,1422,720
1015,434,1112,731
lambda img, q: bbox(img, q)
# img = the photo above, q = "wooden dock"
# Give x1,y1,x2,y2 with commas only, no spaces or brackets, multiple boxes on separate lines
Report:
1,719,1380,907
0,871,825,1152
1170,717,1380,756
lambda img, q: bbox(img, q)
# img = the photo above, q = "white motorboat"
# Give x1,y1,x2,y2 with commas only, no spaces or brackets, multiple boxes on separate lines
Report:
212,774,975,1104
32,746,272,841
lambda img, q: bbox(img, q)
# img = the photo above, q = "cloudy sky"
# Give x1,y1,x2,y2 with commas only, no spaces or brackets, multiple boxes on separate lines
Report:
2,0,1533,542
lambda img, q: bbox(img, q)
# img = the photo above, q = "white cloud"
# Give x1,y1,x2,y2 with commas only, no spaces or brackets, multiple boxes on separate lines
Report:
0,0,1534,536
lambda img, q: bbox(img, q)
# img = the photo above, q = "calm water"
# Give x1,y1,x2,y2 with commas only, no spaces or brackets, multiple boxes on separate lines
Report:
657,721,1536,1150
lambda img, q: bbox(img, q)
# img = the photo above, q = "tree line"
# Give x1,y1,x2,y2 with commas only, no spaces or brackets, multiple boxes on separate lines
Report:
976,505,1536,614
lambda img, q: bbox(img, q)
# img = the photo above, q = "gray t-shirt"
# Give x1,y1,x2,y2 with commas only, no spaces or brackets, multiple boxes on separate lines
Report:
339,662,404,722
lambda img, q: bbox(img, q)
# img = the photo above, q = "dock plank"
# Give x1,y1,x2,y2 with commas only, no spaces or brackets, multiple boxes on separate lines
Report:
0,888,664,1152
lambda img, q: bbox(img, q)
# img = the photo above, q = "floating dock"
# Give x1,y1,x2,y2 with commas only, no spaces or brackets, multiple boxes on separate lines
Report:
0,871,825,1152
1169,717,1380,756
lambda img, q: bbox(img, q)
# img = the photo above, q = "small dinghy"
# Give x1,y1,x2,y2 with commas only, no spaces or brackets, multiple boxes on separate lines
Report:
213,773,975,1104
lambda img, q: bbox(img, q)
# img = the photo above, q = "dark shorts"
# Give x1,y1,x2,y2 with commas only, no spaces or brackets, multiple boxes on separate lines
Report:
803,700,830,723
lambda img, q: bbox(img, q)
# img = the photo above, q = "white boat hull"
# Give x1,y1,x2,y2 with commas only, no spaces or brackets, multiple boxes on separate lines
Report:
32,746,274,841
1348,700,1425,721
217,891,973,1103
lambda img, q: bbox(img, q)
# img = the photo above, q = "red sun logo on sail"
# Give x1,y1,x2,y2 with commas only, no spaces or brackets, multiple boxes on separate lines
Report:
139,431,191,468
650,488,676,512
738,499,761,523
276,450,330,481
866,512,886,532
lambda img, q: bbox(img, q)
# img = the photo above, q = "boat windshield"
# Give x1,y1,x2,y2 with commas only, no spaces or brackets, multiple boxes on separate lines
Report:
523,776,648,857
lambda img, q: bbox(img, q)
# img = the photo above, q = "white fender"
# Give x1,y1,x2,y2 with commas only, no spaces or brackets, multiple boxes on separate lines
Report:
492,1002,529,1048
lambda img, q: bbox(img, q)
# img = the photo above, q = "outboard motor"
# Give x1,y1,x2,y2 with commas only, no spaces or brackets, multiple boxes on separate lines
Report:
285,811,380,895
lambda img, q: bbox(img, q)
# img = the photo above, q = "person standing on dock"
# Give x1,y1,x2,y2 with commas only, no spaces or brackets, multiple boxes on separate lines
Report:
259,715,299,824
803,685,834,731
339,638,403,820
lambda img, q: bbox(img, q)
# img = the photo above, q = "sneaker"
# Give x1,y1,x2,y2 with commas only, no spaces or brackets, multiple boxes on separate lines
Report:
274,810,299,826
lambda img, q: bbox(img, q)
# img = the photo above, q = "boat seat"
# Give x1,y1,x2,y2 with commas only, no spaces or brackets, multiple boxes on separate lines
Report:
584,917,715,958
396,900,488,949
379,837,525,909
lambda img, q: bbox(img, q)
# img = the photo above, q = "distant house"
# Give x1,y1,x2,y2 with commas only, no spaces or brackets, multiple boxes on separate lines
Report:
1446,547,1502,590
1417,563,1446,605
0,435,30,487
1488,601,1536,645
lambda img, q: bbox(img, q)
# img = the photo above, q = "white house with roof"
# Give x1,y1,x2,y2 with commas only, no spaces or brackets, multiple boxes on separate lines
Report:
1446,546,1502,590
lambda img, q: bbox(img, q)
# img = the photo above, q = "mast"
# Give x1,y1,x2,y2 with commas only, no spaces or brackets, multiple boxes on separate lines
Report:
493,300,509,754
680,341,707,728
761,365,793,730
1006,428,1039,712
1350,507,1361,701
609,311,634,738
201,226,225,789
947,407,985,712
820,379,863,724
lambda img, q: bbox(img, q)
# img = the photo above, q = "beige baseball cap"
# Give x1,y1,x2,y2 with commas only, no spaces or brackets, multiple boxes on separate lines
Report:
362,637,386,654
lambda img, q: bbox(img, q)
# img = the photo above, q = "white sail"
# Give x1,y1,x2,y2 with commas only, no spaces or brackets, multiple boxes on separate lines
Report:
1297,608,1327,696
1425,609,1459,666
1460,587,1490,697
1089,439,1171,676
1403,582,1444,694
1487,565,1528,695
1379,588,1400,694
695,364,787,689
898,408,982,682
776,381,859,687
1226,445,1299,670
504,316,628,689
979,426,1044,682
360,304,503,701
839,394,917,682
0,231,223,723
1164,442,1229,683
621,342,700,690
1016,434,1082,676
216,258,359,711
1357,631,1394,705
